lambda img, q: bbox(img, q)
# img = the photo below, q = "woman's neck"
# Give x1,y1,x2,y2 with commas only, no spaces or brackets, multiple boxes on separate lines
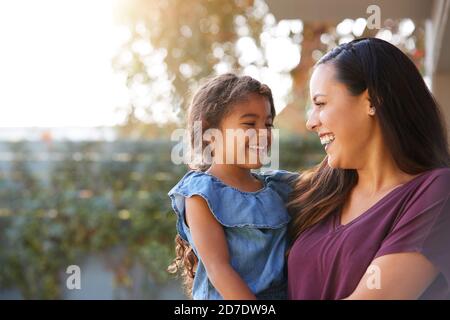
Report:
356,148,417,196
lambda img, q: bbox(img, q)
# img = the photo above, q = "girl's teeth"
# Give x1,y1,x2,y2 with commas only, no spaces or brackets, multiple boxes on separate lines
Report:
249,145,264,150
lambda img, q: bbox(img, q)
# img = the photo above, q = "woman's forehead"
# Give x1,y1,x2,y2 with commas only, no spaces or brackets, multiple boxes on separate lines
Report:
310,64,336,92
310,64,350,99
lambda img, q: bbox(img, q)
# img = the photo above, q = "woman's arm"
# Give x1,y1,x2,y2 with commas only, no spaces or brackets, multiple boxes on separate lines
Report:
185,195,256,300
344,252,439,300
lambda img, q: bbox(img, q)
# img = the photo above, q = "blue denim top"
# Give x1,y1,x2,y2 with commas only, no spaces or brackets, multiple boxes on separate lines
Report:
168,169,299,300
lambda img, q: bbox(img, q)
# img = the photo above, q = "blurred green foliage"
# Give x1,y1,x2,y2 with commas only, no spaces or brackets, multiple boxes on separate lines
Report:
0,140,184,298
0,137,323,299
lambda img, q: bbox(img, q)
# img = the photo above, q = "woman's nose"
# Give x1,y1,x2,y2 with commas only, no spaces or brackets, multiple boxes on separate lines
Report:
306,109,321,132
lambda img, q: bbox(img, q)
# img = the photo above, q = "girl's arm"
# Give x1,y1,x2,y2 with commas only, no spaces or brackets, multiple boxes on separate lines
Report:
185,195,256,300
344,252,438,300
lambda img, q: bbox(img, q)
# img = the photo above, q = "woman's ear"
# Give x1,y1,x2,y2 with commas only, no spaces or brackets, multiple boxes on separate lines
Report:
362,89,376,116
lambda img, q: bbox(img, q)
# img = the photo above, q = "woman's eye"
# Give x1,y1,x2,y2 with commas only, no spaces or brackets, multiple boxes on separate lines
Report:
315,102,325,108
242,123,256,126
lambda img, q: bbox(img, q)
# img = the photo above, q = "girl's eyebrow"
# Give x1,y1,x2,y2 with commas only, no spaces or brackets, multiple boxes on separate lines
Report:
240,113,259,119
240,113,273,120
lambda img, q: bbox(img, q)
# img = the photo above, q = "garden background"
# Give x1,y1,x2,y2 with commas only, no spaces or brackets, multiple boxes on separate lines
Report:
0,0,437,299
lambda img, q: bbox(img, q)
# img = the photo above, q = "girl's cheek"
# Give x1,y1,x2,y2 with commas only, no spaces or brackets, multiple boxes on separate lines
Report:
257,129,271,148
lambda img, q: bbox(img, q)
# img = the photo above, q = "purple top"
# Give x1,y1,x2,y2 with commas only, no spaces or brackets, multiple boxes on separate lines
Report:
288,168,450,300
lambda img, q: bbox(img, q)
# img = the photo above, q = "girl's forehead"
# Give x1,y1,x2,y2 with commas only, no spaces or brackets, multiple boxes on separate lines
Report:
231,95,272,118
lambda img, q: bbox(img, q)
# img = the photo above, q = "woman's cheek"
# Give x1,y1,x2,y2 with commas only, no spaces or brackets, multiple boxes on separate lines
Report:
320,109,331,124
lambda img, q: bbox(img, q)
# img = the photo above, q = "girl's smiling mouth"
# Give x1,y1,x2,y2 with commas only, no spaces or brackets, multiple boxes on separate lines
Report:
248,145,266,150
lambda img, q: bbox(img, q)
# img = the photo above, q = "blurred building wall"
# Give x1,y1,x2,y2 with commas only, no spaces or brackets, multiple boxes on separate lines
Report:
268,0,450,138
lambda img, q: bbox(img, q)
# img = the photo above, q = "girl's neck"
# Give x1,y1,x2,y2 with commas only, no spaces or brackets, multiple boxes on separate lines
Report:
206,164,263,192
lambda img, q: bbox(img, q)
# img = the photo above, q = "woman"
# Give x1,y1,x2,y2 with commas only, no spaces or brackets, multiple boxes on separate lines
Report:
287,38,450,299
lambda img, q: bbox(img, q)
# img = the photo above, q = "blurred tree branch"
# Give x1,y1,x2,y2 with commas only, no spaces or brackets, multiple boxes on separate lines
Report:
113,0,267,138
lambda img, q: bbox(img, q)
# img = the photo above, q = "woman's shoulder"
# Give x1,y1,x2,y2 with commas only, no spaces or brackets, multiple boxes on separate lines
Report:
416,167,450,193
427,167,450,180
401,167,450,215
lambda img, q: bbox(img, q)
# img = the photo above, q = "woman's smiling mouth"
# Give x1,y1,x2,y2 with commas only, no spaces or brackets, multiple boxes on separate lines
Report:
319,133,335,150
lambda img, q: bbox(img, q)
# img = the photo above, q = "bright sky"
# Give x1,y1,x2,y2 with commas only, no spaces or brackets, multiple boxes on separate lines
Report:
0,0,306,128
0,1,420,130
0,0,128,127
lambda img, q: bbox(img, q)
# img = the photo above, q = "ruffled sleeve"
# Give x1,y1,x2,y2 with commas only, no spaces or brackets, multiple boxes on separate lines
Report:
168,170,293,242
168,171,215,242
257,169,300,202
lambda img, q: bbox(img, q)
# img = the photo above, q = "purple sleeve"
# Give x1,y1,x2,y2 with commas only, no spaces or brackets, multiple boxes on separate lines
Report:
374,172,450,287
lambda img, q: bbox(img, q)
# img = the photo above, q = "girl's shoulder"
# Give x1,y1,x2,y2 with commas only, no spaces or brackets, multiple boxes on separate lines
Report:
168,170,227,198
169,169,300,200
168,169,295,229
254,169,300,202
255,169,300,185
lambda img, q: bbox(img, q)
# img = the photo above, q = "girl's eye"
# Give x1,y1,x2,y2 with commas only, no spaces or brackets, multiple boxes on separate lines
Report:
242,123,256,126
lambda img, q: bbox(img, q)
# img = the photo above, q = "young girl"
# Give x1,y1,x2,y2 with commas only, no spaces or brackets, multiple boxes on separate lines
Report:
167,73,298,300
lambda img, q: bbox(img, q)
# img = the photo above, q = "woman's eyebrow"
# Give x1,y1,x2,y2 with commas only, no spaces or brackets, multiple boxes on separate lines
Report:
313,94,326,101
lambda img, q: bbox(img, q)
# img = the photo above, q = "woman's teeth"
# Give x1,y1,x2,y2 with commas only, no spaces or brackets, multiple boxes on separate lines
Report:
320,134,335,147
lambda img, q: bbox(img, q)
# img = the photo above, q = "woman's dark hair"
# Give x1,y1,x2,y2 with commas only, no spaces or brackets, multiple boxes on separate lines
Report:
288,37,450,243
167,73,275,297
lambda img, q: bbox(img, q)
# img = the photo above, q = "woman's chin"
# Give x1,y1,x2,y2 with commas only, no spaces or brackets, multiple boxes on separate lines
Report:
326,155,340,168
327,156,355,170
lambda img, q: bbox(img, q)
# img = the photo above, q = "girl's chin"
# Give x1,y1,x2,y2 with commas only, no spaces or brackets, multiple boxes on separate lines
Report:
237,162,264,170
